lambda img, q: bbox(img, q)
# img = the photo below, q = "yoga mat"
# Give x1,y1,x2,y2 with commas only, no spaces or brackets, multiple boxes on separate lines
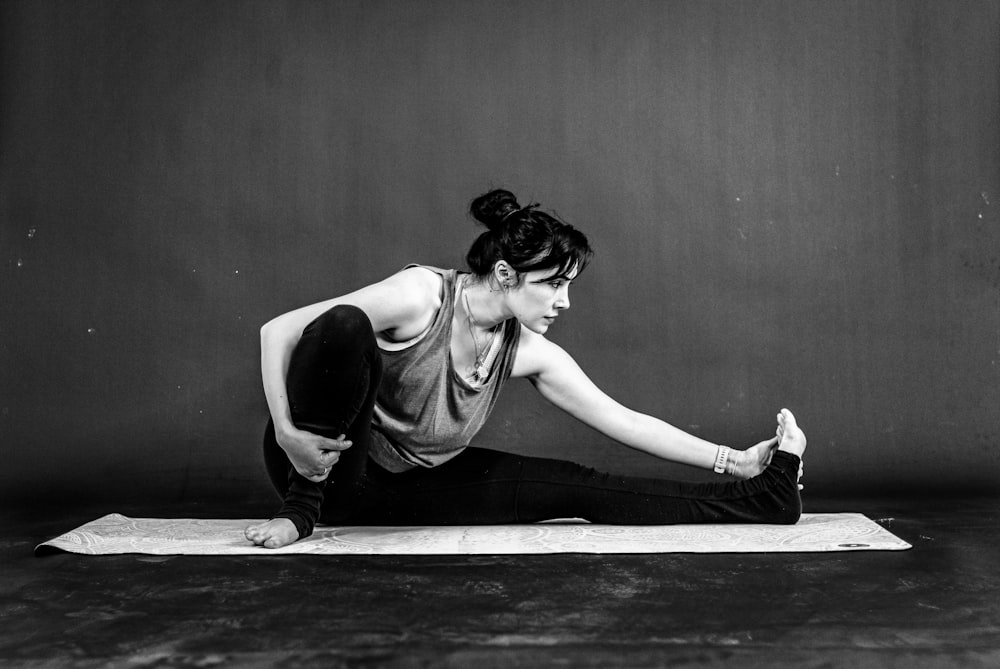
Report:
35,513,910,556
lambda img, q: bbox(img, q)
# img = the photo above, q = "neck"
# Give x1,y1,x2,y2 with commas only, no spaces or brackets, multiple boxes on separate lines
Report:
462,275,509,329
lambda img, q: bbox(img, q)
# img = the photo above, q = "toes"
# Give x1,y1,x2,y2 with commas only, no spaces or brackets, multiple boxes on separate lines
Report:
245,523,278,546
244,519,298,549
254,530,279,548
245,529,267,546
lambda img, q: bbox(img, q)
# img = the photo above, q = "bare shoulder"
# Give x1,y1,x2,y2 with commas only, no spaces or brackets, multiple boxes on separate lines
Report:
384,266,443,307
364,265,443,340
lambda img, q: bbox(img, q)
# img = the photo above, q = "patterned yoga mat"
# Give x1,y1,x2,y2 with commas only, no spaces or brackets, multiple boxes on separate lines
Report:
35,513,910,556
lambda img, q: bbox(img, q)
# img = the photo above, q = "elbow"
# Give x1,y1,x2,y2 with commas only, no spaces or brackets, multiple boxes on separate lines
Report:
260,316,285,347
260,319,274,344
260,314,304,353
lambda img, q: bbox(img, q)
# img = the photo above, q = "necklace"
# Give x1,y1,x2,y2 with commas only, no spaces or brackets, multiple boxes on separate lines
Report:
462,277,498,382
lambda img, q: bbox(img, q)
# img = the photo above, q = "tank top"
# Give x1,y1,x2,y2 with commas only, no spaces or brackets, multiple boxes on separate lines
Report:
368,266,522,472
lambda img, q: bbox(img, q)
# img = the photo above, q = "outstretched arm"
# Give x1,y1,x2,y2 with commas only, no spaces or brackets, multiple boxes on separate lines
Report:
512,329,777,478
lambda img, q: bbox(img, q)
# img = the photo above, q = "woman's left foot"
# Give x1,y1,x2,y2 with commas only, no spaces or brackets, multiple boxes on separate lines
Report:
244,518,299,549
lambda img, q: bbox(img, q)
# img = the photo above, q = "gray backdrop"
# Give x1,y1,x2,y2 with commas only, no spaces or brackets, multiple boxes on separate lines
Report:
2,0,998,504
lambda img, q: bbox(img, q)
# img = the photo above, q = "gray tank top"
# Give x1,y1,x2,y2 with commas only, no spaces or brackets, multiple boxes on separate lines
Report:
369,266,521,472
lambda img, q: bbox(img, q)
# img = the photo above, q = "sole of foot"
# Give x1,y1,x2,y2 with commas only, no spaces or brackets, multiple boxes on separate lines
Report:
776,408,807,459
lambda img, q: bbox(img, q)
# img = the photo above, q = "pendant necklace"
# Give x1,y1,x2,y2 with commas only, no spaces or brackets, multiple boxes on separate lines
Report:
462,277,498,382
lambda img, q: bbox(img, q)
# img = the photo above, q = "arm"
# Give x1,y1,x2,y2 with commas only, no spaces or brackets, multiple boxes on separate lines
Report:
261,267,442,480
512,329,777,478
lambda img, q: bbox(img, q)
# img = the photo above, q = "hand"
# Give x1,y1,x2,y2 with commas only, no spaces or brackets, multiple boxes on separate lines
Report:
729,436,779,479
275,425,353,482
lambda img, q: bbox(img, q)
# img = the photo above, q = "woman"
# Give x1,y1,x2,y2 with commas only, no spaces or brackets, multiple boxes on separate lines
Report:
245,189,807,549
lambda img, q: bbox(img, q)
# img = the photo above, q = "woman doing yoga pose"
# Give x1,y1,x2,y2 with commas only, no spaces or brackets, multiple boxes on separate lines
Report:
245,188,807,548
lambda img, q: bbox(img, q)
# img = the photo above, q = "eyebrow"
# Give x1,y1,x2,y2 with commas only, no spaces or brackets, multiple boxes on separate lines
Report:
530,274,575,284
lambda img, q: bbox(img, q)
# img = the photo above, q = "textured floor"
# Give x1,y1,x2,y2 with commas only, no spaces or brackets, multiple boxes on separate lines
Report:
2,495,998,668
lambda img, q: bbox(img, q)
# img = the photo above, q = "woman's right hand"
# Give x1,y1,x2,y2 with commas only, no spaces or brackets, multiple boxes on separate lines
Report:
730,436,779,479
275,425,353,483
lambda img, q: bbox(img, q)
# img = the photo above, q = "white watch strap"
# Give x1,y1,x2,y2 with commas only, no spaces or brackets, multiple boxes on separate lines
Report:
714,445,731,474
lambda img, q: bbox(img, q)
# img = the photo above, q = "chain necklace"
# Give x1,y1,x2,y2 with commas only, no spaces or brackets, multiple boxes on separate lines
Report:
461,277,498,382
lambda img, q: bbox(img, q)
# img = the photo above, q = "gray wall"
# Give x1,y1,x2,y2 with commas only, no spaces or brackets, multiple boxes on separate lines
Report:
2,0,998,504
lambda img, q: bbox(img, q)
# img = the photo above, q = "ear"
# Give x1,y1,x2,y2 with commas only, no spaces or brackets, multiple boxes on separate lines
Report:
493,261,517,288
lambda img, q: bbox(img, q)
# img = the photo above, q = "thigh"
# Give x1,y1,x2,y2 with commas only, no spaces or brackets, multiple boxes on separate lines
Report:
286,304,382,440
340,447,696,525
343,447,527,525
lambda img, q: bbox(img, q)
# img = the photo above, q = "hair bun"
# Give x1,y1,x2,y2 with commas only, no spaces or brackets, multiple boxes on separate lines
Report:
470,189,520,231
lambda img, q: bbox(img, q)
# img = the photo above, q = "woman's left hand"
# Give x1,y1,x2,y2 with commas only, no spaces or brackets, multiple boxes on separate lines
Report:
729,436,779,479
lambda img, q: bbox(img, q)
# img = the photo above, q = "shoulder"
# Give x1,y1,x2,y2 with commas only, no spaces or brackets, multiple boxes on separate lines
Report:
380,265,444,308
399,265,445,293
364,265,445,340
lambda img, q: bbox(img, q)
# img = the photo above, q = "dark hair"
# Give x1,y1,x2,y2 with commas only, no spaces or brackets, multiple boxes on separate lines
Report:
466,189,593,282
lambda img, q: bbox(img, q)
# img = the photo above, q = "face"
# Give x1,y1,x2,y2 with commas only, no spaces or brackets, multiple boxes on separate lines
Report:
503,265,576,334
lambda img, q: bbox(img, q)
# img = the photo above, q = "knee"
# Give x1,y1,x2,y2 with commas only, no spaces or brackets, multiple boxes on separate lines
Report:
307,304,375,341
296,304,379,364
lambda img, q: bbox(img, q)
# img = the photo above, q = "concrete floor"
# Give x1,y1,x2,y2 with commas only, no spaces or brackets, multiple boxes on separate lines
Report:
2,495,998,668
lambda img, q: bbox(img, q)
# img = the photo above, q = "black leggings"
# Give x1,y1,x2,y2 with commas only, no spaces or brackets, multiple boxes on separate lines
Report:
264,305,802,539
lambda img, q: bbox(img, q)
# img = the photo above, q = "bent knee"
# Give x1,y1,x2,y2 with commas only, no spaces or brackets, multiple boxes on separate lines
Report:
307,304,375,340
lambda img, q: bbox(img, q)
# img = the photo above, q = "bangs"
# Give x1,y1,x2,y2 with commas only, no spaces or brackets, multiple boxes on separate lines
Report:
517,229,593,280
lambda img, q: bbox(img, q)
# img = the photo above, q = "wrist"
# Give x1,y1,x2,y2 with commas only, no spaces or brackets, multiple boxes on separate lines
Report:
725,449,742,476
273,420,297,444
713,445,733,475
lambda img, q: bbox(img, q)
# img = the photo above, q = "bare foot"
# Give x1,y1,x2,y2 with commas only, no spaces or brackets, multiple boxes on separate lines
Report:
775,408,807,458
776,408,807,489
244,518,299,549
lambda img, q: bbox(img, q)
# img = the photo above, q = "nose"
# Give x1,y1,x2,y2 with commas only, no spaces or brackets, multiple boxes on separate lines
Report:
555,285,570,310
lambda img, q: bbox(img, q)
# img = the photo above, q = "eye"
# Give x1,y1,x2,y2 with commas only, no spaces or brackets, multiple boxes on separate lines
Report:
548,280,564,289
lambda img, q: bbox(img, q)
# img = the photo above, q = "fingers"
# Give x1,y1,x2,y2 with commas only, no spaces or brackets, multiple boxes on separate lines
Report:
320,449,341,464
304,465,333,483
310,447,346,481
320,434,353,452
289,434,353,481
307,435,351,479
760,435,779,451
293,455,336,482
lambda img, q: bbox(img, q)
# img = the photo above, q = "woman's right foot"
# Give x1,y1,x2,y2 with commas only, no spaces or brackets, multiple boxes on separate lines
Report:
776,408,807,458
776,408,807,490
244,518,299,549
